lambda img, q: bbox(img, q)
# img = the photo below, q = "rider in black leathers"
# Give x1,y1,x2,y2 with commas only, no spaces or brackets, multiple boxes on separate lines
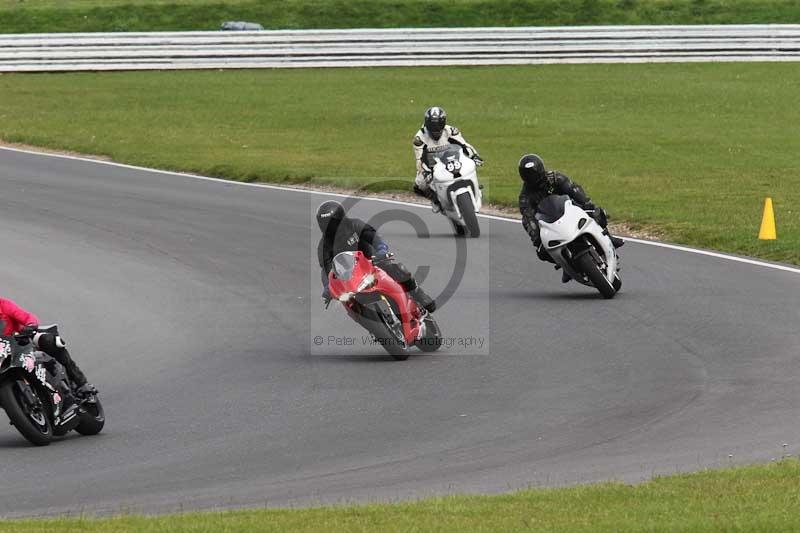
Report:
518,154,623,281
316,201,436,313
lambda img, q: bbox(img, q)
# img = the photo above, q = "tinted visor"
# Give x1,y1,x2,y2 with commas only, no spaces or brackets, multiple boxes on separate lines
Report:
425,116,446,137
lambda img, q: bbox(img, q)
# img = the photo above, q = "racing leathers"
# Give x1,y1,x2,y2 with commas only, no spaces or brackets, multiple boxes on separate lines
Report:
519,170,622,263
412,125,481,202
0,297,90,390
318,217,436,313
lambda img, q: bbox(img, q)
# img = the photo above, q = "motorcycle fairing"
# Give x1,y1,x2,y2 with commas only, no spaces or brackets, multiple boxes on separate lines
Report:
536,196,619,286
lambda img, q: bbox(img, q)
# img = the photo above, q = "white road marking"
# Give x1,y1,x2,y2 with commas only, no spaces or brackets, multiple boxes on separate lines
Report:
3,144,799,276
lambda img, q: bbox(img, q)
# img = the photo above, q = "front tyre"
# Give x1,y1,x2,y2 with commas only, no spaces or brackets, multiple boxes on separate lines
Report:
76,397,105,436
576,253,617,299
456,192,480,238
450,219,466,238
0,379,53,446
366,321,410,361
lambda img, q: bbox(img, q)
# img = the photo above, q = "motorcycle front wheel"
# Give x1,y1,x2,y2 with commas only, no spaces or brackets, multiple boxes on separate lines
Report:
0,379,53,446
576,253,617,299
363,317,409,361
450,218,467,238
456,192,480,238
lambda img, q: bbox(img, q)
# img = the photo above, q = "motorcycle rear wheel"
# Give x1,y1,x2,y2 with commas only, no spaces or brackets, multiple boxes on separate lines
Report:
0,379,53,446
416,317,443,352
76,396,105,436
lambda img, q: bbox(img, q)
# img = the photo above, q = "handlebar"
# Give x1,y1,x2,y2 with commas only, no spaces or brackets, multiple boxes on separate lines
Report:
371,252,394,263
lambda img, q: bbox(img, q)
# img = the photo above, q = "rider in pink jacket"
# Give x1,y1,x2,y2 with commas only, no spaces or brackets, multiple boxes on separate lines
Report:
0,297,39,335
0,297,93,395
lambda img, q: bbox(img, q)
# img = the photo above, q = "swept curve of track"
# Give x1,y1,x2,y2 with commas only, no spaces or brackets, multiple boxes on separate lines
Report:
1,147,799,517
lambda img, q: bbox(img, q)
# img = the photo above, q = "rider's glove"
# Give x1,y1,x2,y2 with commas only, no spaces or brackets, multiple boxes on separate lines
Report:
592,207,608,228
19,324,37,337
373,244,389,261
321,288,332,306
471,155,484,167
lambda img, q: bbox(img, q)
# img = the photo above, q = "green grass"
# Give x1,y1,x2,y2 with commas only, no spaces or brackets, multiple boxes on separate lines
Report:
0,63,800,263
1,64,797,263
1,0,800,33
2,460,800,531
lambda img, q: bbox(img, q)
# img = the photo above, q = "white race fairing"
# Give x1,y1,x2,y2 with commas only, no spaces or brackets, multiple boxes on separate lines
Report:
422,144,483,237
537,196,621,296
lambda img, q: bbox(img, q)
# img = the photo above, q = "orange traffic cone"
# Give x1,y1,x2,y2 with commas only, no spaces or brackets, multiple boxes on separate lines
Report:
758,197,776,240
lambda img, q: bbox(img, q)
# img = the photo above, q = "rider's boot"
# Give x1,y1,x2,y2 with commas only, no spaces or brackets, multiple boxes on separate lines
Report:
428,193,442,214
561,271,572,283
76,383,99,400
409,287,436,313
37,335,94,396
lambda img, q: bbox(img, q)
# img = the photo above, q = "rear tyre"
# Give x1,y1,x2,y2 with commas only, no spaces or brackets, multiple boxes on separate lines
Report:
76,397,105,436
456,193,480,238
416,317,443,352
576,253,616,299
0,380,53,446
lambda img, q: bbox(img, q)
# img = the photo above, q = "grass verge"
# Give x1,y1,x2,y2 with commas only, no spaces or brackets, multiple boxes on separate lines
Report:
1,0,800,33
3,459,800,531
0,63,798,263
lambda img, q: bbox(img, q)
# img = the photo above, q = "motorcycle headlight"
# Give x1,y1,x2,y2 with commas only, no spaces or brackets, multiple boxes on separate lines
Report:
357,273,376,292
338,292,354,302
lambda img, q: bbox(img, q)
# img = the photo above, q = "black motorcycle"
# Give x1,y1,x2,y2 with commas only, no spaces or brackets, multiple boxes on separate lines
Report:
0,325,104,446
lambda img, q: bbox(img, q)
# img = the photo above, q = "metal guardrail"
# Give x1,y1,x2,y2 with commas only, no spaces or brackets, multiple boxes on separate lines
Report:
1,25,799,72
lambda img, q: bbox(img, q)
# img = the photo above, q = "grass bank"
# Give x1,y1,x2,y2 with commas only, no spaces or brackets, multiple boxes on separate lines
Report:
1,0,800,33
0,64,797,263
3,460,800,531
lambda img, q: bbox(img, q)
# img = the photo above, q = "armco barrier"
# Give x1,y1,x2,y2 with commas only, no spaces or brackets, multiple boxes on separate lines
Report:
1,25,799,71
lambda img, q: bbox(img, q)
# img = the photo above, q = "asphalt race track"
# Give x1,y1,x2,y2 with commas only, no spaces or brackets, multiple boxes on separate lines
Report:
1,147,799,517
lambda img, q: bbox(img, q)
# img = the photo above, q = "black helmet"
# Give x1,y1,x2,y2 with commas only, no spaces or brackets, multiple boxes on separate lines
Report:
424,107,447,141
316,200,345,232
518,154,547,185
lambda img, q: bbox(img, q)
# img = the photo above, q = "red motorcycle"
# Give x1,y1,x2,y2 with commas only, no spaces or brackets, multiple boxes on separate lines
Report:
327,251,442,360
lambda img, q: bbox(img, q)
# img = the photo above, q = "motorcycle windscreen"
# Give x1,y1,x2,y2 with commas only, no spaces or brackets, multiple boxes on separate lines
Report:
332,252,357,281
422,143,463,169
535,195,570,224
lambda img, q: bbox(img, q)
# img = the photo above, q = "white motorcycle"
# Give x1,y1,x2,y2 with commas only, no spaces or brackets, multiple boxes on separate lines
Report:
422,145,483,237
535,195,622,299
